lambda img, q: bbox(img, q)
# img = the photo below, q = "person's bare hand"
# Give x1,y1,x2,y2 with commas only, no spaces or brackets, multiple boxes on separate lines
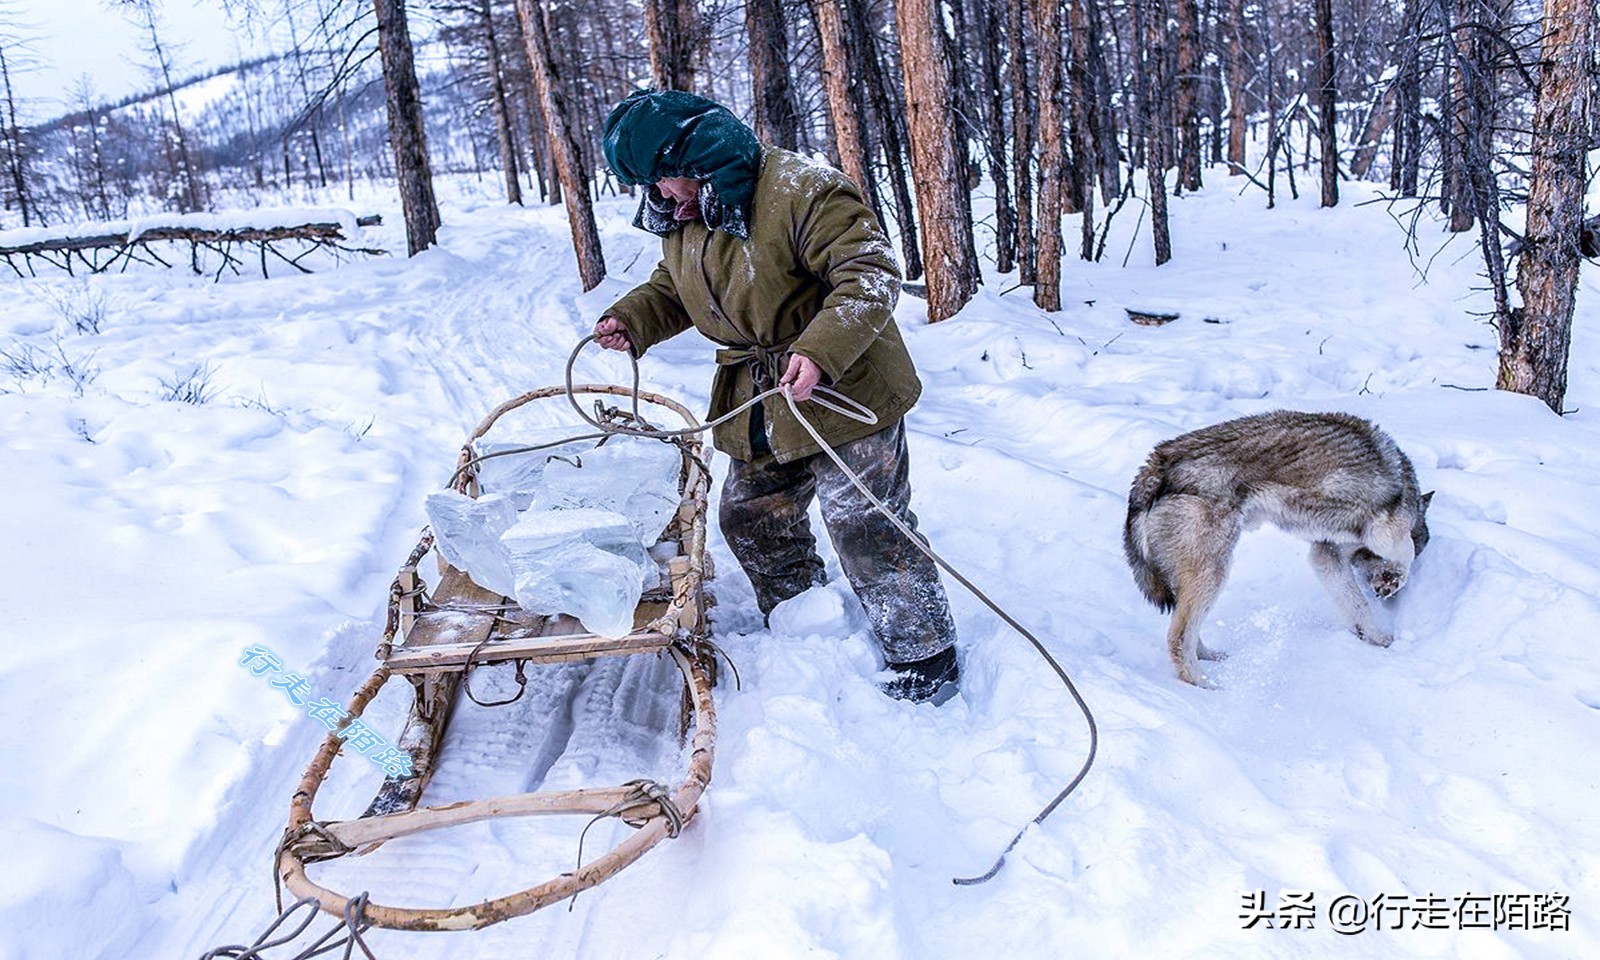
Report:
594,317,632,352
779,353,823,402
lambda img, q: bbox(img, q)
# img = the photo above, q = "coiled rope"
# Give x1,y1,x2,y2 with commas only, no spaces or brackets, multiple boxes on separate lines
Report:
563,334,1098,885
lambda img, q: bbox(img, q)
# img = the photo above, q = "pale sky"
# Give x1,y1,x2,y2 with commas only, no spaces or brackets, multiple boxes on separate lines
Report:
4,0,246,117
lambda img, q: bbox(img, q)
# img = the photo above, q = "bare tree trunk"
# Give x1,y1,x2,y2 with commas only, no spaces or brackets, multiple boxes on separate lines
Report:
128,1,205,212
0,39,35,227
645,0,702,92
748,0,800,148
1069,0,1096,261
1349,77,1398,180
849,0,921,280
1085,0,1120,203
1314,0,1338,206
1175,0,1203,191
1444,0,1475,231
1392,0,1422,196
1140,0,1173,263
1499,0,1593,413
894,0,980,321
482,0,523,205
1031,0,1066,310
1007,0,1037,284
975,0,1017,274
814,0,874,196
375,0,441,255
514,0,606,289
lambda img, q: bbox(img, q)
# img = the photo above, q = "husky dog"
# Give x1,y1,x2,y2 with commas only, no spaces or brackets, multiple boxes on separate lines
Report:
1124,411,1432,687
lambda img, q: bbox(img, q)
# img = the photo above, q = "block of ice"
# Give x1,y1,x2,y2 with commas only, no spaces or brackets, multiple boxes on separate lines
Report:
501,507,650,638
425,490,520,595
472,440,554,510
541,438,682,547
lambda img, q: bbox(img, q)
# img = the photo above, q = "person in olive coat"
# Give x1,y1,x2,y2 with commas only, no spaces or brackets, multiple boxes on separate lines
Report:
594,90,958,703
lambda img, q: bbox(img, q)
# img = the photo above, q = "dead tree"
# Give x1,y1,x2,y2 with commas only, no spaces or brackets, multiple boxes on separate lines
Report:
375,0,441,255
0,32,36,227
121,0,207,213
1032,0,1066,310
514,0,606,290
1314,0,1338,206
1498,0,1593,413
748,0,800,148
894,0,980,320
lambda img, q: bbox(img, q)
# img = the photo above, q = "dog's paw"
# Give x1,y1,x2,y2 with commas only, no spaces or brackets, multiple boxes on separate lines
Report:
1367,562,1408,599
1177,665,1219,689
1196,641,1228,662
1355,626,1395,648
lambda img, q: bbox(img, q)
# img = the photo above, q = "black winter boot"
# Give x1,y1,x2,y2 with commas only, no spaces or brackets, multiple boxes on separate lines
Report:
882,646,959,704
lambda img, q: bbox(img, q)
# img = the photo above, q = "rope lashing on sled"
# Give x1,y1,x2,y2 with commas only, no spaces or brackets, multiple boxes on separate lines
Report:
199,892,377,960
563,335,1099,885
567,778,687,911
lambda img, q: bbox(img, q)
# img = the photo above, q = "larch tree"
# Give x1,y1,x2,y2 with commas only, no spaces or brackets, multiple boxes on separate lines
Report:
475,0,523,205
374,0,441,254
747,0,799,148
894,0,980,321
1031,0,1066,310
645,0,702,92
813,0,874,198
1498,0,1593,413
513,0,605,290
1314,0,1338,206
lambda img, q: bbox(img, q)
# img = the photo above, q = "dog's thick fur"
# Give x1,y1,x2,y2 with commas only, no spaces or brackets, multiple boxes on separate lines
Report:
1124,411,1432,687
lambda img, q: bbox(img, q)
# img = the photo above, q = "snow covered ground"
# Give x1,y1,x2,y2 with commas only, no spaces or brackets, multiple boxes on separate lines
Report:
2,171,1596,959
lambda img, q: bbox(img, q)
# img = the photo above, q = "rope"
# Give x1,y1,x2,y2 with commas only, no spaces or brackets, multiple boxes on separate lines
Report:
199,893,377,960
563,335,1097,885
566,779,686,911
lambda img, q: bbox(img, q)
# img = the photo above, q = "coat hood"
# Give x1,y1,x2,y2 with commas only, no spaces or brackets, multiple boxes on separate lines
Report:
602,90,762,239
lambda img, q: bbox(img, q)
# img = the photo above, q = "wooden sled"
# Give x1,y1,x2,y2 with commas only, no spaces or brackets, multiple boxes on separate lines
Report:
277,385,716,931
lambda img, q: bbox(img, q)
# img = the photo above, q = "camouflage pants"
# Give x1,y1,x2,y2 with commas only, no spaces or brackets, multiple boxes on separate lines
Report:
719,418,957,664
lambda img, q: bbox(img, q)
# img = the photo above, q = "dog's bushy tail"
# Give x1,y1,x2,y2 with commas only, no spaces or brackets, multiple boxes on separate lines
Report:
1124,454,1176,612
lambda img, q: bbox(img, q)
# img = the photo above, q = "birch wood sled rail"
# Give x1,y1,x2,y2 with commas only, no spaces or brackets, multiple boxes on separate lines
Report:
277,384,718,931
0,212,384,279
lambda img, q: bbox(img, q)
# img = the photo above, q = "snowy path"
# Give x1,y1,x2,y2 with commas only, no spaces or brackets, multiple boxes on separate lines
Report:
3,182,1597,959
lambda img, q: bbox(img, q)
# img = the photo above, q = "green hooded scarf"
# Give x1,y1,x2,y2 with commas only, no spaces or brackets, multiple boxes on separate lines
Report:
602,90,763,239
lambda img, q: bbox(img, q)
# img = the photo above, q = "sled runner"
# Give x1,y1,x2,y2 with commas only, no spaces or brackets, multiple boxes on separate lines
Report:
276,384,716,931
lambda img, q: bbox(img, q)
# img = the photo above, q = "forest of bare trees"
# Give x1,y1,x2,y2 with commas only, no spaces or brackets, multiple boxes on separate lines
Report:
0,0,1594,408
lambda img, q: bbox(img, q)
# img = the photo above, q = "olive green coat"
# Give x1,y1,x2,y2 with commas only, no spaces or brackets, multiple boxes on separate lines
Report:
604,148,921,463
